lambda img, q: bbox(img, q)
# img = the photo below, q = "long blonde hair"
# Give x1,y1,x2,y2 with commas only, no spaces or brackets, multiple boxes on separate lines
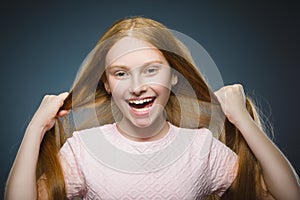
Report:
37,16,270,199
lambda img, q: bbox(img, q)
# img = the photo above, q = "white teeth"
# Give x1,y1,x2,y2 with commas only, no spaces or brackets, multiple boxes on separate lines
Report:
129,98,153,105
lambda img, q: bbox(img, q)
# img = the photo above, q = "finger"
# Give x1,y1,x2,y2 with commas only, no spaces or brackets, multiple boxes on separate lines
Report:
214,89,225,102
58,92,69,100
213,91,221,102
57,109,70,117
56,92,69,107
235,84,246,104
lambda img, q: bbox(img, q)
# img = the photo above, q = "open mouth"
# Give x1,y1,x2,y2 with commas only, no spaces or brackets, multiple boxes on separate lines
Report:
128,97,155,112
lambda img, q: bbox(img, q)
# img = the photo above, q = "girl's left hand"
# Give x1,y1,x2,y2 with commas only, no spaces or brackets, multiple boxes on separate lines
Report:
214,84,249,125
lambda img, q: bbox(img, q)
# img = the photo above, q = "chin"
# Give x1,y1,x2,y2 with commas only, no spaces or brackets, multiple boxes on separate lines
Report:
130,118,153,128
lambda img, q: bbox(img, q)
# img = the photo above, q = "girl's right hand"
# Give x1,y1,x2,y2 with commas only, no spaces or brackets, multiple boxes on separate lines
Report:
29,92,70,137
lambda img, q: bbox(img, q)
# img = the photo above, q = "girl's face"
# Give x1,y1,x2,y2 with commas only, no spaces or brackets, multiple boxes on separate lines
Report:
105,37,177,130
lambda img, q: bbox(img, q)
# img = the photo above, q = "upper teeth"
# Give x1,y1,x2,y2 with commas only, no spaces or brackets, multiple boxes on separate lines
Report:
129,98,153,104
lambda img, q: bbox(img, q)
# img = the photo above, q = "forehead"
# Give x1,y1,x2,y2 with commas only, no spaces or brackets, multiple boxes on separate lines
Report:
105,37,167,68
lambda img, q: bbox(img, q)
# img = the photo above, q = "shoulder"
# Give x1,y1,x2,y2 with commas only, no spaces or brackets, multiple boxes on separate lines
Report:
171,124,214,143
60,123,115,155
169,124,216,157
69,123,115,142
170,123,212,137
171,124,237,158
75,123,114,136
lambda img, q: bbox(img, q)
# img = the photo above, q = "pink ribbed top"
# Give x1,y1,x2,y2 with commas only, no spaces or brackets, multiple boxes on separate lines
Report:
59,123,238,199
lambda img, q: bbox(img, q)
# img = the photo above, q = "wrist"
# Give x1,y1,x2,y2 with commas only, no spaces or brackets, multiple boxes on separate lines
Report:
230,108,254,127
232,111,258,134
26,122,48,142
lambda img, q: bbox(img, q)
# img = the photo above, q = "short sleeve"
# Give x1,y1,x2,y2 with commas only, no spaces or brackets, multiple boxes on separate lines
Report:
59,132,87,199
207,137,238,196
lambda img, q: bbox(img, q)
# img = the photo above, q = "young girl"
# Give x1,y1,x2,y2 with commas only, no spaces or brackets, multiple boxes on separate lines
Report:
5,17,300,200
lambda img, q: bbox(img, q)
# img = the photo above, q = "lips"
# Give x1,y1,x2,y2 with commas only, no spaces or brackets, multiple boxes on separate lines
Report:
128,97,155,114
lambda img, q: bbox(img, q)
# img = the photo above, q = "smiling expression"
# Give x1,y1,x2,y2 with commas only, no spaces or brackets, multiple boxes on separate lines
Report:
105,37,177,135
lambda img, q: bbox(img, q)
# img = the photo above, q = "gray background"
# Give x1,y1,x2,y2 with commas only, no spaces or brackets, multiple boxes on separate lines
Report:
1,0,299,197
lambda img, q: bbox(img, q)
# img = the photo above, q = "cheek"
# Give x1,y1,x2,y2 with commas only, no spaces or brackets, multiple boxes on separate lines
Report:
146,73,173,90
108,79,128,94
152,85,171,102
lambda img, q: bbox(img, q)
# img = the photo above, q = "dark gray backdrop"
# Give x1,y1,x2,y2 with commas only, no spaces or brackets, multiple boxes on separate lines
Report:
1,1,299,197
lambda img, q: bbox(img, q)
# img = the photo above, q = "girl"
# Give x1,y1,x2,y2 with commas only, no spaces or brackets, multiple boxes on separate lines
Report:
5,17,300,200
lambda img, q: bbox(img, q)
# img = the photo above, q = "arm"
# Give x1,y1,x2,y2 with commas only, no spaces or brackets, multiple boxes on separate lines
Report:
5,92,69,200
215,84,300,200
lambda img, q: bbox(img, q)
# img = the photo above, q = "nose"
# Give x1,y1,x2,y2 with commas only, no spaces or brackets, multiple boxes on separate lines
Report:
129,75,147,96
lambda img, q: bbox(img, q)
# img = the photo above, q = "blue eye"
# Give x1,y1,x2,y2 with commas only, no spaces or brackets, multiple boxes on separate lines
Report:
145,66,159,74
147,68,156,73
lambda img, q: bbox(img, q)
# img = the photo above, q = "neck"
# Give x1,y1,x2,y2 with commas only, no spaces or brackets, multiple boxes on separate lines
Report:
117,115,169,142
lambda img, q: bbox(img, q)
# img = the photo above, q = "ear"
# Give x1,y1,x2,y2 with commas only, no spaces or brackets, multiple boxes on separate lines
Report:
171,73,178,87
104,81,111,94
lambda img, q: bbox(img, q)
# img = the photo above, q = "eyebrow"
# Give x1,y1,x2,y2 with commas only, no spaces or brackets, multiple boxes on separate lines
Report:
107,60,164,70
